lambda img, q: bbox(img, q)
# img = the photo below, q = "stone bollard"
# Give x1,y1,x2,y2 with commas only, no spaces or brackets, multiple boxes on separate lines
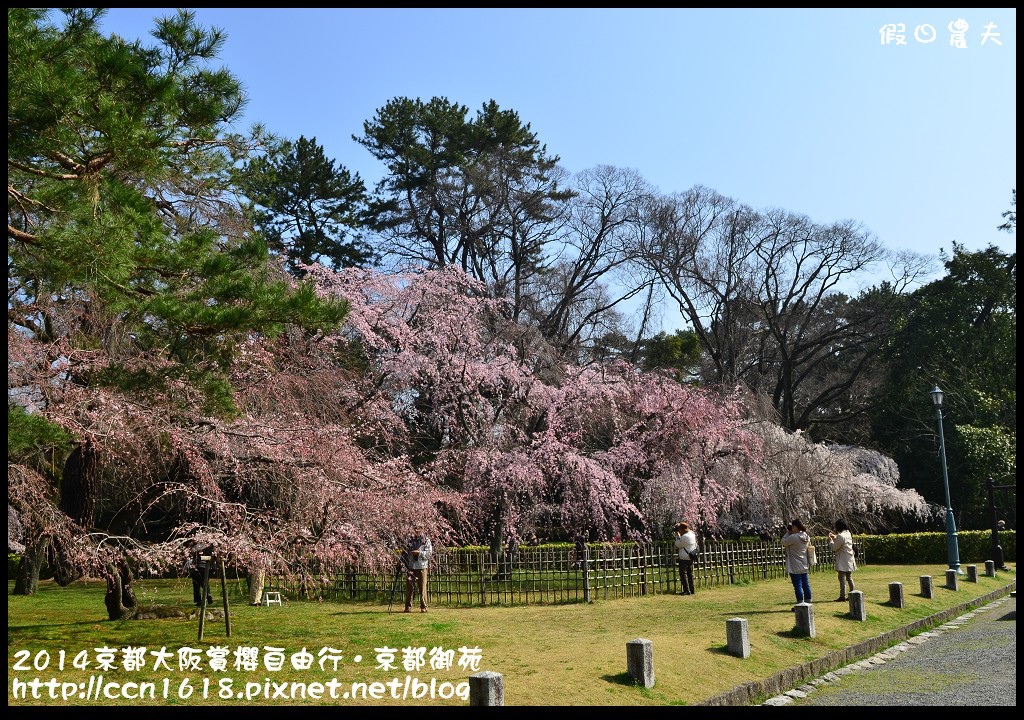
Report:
469,671,504,706
985,560,996,577
849,590,867,621
626,638,655,688
919,575,934,599
793,602,815,637
888,582,905,608
966,565,978,583
945,569,959,591
726,618,750,659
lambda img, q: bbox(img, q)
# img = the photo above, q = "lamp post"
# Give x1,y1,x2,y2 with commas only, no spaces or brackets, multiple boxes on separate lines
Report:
930,386,961,574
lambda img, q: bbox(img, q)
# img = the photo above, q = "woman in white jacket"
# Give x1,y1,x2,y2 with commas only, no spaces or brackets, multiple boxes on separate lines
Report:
828,519,857,601
780,519,812,604
673,522,698,595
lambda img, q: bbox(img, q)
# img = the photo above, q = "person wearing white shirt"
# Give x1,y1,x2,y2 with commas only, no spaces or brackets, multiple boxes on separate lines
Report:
673,521,698,595
403,527,433,613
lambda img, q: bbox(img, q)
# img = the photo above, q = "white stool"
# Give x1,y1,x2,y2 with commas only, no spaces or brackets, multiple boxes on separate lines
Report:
263,591,282,606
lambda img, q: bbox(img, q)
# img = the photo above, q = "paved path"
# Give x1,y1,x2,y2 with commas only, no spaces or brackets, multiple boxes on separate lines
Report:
766,593,1016,706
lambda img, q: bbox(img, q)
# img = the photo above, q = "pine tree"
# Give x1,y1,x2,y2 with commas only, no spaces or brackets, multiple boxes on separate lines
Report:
8,8,347,607
238,135,376,274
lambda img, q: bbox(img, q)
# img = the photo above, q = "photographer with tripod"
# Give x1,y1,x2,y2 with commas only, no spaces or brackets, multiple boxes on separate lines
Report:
184,545,214,607
403,526,432,613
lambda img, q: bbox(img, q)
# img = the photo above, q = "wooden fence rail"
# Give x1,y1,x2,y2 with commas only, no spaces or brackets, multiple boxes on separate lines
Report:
264,538,857,607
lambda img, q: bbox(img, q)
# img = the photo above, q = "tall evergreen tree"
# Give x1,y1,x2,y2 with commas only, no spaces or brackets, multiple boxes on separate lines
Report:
238,135,375,274
871,242,1016,529
8,8,346,606
8,8,346,412
355,96,571,284
355,97,655,361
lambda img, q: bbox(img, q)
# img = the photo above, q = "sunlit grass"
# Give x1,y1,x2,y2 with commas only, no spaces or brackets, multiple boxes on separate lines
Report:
7,563,1015,706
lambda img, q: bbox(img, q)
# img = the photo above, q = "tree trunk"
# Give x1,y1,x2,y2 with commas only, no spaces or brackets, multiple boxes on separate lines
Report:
49,538,84,587
247,568,266,606
629,283,656,364
49,442,96,588
60,443,99,527
103,561,139,620
12,537,47,595
489,495,506,558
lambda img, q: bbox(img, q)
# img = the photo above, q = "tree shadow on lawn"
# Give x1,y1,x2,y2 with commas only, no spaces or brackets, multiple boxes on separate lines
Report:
8,619,114,633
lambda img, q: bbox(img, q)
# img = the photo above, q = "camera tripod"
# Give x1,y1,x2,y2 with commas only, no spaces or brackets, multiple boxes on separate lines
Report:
386,550,413,614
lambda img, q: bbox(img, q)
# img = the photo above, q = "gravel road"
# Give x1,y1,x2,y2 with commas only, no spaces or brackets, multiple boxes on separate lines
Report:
766,592,1016,706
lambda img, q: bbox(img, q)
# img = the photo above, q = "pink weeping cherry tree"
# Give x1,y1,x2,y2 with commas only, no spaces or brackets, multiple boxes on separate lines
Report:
8,286,460,617
306,264,767,546
11,261,924,620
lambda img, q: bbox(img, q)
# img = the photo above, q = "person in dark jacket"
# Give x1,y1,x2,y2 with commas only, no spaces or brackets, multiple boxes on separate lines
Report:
184,553,213,606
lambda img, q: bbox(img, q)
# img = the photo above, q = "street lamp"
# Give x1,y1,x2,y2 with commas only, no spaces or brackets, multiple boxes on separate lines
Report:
930,386,961,573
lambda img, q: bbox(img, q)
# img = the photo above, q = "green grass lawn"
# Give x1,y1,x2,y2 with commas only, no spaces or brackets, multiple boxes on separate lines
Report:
7,563,1016,706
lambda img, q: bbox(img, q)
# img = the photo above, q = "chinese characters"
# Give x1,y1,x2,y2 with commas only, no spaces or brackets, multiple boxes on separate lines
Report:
879,20,1003,47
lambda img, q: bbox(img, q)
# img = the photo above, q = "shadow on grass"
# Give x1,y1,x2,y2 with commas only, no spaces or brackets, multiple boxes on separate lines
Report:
333,609,417,616
713,607,802,617
704,645,737,655
601,673,670,703
834,613,866,621
8,619,115,632
601,671,647,687
774,628,808,639
327,608,467,617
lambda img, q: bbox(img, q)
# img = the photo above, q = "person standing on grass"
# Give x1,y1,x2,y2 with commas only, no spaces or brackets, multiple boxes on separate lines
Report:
183,544,214,607
828,519,857,601
403,525,432,613
673,521,698,596
781,519,812,605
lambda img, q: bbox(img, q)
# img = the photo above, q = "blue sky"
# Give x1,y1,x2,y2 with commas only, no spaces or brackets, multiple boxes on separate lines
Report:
94,8,1016,328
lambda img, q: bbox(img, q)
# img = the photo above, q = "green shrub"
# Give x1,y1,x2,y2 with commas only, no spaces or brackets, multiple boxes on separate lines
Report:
7,552,55,581
857,529,1015,564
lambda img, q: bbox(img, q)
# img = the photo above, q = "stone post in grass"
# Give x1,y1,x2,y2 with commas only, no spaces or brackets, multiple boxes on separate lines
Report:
849,590,867,621
726,618,750,658
888,582,904,608
626,638,655,688
469,671,504,706
793,602,815,636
